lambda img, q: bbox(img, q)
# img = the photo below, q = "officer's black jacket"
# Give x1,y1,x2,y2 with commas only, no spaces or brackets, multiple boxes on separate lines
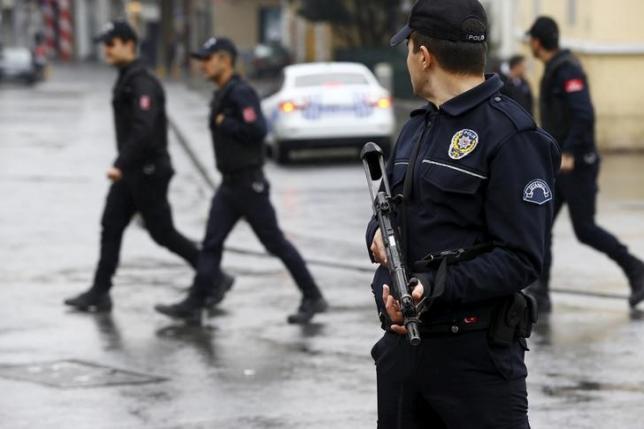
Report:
539,49,595,157
366,75,561,323
500,74,533,116
112,59,171,174
209,74,267,174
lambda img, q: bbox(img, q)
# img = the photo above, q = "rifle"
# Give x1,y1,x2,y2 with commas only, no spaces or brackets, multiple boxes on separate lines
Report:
360,142,422,346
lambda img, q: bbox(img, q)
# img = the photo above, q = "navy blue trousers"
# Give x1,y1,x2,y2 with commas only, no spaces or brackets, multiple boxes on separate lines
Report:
192,176,319,298
542,158,630,289
373,331,530,429
93,171,199,292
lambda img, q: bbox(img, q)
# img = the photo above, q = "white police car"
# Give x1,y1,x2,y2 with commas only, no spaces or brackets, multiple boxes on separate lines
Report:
261,62,395,163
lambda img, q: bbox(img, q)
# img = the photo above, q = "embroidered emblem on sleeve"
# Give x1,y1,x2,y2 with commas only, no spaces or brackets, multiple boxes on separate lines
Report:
448,129,479,160
139,95,151,111
564,79,584,93
243,107,257,123
523,179,552,205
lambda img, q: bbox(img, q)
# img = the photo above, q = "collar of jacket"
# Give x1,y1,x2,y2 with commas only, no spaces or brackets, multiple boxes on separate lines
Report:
117,58,144,78
544,49,577,76
546,49,572,67
215,73,241,93
410,74,503,118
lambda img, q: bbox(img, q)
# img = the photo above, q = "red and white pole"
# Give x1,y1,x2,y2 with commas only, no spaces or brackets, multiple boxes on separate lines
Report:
57,0,74,61
41,0,56,58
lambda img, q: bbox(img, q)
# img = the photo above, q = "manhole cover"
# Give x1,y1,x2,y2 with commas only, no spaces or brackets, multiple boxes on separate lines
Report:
0,359,166,388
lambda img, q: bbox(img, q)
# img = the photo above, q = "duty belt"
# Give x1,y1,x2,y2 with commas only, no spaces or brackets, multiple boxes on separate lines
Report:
419,305,494,338
222,167,263,183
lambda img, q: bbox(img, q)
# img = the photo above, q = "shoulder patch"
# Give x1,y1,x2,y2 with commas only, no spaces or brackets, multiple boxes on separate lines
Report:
490,95,536,132
139,95,151,111
243,106,257,123
564,78,585,93
523,179,552,205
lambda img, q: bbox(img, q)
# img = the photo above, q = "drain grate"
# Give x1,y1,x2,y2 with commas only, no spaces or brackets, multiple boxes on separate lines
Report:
0,359,166,388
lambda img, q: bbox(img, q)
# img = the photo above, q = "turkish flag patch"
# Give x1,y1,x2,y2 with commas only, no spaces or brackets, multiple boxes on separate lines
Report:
139,95,151,110
564,79,585,93
243,106,257,123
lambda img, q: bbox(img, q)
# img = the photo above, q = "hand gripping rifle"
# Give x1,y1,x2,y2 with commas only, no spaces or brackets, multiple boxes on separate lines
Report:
361,142,422,346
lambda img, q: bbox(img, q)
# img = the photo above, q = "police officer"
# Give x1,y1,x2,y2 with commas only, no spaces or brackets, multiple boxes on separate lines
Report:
500,54,533,115
367,1,560,427
155,37,327,324
526,16,644,312
64,20,221,312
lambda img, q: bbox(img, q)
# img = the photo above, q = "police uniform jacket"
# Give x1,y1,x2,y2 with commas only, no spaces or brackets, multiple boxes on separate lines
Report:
366,75,560,324
209,74,267,175
112,59,171,175
539,49,596,158
500,74,533,116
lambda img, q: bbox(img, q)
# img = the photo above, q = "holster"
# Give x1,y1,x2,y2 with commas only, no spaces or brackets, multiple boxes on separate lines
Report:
488,291,538,347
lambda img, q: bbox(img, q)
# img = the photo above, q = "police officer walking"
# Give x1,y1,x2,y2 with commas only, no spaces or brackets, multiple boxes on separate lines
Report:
526,16,644,312
155,37,327,324
367,1,560,427
64,21,211,312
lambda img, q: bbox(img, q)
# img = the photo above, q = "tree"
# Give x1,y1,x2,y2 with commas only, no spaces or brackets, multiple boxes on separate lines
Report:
298,0,403,48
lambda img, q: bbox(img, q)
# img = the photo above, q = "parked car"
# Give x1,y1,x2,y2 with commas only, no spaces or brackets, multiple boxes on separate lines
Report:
248,42,291,79
261,62,395,163
0,47,38,84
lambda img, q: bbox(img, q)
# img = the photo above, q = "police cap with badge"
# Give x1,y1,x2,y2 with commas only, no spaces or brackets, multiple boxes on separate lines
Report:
190,37,238,62
526,16,559,47
390,0,488,47
93,20,138,44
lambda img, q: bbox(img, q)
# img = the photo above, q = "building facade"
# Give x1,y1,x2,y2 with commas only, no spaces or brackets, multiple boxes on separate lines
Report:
495,0,644,150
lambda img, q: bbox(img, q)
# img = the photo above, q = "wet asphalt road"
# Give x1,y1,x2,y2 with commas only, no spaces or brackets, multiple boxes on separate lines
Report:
1,64,644,428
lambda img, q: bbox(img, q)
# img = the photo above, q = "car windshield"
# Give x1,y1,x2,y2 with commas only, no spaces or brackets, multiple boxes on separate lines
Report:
2,48,32,64
294,72,368,87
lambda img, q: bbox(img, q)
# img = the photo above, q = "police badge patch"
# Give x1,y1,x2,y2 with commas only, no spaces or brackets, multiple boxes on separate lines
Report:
523,179,552,205
449,129,479,160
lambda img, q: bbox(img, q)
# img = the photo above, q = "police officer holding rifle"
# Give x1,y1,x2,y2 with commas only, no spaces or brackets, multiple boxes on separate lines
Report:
364,0,560,427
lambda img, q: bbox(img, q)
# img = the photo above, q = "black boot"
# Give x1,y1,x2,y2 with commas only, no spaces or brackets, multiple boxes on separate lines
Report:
287,295,328,324
623,256,644,308
204,271,235,309
64,290,112,313
154,292,205,325
524,280,551,314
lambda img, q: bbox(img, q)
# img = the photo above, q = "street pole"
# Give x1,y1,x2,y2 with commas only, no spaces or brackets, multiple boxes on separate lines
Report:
159,0,173,78
0,0,5,47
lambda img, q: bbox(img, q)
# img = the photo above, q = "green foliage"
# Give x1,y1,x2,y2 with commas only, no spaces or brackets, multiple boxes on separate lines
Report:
298,0,403,48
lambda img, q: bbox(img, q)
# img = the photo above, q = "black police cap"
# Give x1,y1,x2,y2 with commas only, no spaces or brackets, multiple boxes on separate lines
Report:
526,16,559,44
390,0,488,47
190,37,238,60
94,20,138,44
